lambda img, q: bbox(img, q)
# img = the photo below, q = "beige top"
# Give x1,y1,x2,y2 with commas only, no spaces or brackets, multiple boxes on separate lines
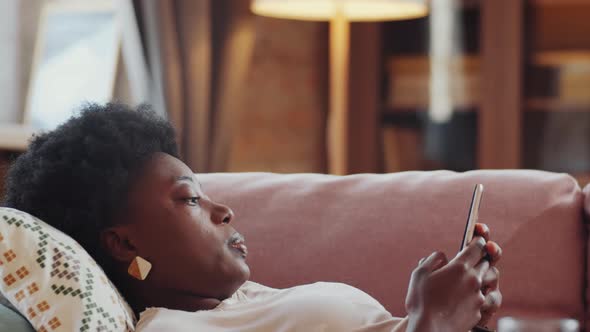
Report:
136,281,408,332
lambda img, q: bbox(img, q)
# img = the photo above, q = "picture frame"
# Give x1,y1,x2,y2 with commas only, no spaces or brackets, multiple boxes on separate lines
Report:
24,0,121,131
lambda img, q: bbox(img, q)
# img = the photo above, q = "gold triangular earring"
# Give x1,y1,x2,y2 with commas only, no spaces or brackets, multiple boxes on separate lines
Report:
128,256,152,281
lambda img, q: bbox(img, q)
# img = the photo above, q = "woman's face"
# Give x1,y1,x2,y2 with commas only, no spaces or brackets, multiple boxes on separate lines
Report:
115,152,249,300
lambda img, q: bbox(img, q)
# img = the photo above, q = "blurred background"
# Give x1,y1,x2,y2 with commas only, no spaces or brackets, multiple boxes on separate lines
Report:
1,0,589,190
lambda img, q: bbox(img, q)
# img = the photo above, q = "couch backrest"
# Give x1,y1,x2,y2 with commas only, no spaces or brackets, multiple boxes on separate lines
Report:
581,184,590,328
199,170,585,328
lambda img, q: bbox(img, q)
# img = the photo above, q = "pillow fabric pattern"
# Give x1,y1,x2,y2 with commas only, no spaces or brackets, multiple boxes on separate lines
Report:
0,207,135,331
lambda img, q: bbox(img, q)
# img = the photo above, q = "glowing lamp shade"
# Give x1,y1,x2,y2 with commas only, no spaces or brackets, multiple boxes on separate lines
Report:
251,0,428,22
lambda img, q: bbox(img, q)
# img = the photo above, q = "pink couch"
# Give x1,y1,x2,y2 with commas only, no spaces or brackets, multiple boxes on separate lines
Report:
200,170,588,330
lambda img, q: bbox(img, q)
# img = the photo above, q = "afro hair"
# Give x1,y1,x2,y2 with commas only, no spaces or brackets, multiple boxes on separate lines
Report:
3,102,179,273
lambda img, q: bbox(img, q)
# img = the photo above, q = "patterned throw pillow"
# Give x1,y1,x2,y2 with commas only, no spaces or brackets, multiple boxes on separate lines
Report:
0,207,136,331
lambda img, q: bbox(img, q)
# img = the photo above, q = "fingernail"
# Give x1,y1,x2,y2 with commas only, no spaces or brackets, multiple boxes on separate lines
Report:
419,258,425,265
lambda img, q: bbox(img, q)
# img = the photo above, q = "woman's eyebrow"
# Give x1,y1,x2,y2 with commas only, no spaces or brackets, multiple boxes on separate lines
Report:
175,175,204,191
175,176,194,183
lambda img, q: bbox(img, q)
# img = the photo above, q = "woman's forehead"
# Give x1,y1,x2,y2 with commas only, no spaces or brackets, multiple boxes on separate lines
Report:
134,153,196,189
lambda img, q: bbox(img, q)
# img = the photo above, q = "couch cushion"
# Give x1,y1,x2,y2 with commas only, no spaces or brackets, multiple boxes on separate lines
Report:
581,184,590,328
0,207,135,331
199,170,584,328
0,303,34,332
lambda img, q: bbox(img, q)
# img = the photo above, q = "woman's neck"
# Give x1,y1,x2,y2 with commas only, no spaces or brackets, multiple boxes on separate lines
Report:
141,288,222,312
125,281,224,315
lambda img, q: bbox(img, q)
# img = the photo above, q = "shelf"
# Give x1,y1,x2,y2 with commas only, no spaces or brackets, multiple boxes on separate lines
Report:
532,0,590,6
383,106,478,114
526,98,590,111
0,124,35,151
385,55,481,110
532,50,590,66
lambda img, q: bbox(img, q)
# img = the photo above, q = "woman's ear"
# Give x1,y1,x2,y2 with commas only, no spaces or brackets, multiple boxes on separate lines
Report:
100,225,137,263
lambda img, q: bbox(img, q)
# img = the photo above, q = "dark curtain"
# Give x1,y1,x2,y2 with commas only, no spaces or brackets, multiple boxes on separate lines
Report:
133,0,256,172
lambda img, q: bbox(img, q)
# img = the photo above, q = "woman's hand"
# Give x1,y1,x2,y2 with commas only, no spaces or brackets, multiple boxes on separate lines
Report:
404,223,502,332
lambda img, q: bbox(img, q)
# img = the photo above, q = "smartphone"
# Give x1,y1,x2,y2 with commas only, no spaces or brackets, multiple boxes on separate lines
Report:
459,184,484,252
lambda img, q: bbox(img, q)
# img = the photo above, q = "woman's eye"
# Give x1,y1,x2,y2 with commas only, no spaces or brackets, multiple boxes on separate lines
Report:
186,197,201,206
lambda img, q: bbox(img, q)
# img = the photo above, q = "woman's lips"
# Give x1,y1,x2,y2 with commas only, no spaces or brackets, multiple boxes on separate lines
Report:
229,233,248,258
231,242,248,257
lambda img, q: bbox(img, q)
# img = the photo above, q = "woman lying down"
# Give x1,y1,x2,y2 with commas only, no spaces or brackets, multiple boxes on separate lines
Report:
4,103,502,332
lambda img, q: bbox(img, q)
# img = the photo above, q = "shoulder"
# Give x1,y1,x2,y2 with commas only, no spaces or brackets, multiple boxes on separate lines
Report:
234,280,280,300
300,282,382,300
280,282,387,310
235,281,383,308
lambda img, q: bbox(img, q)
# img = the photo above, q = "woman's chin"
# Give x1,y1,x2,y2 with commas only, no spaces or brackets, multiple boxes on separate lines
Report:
237,259,251,282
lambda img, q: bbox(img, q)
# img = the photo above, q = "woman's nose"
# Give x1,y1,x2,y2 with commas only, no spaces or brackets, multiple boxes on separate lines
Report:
212,202,234,225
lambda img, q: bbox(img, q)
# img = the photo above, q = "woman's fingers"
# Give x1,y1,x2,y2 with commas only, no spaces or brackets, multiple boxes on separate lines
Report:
474,223,490,242
482,266,500,291
419,251,449,273
485,241,502,266
480,289,502,323
478,265,501,326
475,259,490,283
454,236,487,267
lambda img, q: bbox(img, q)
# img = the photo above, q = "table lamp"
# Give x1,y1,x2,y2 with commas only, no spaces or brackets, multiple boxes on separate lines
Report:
251,0,429,174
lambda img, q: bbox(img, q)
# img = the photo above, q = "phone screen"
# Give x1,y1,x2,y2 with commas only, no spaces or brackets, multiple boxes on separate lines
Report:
459,184,484,252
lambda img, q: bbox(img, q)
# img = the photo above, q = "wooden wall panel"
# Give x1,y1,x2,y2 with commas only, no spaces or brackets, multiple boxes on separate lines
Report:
347,23,380,174
479,0,523,169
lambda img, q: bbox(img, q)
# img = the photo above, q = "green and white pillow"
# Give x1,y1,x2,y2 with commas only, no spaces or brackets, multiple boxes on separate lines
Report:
0,207,135,331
